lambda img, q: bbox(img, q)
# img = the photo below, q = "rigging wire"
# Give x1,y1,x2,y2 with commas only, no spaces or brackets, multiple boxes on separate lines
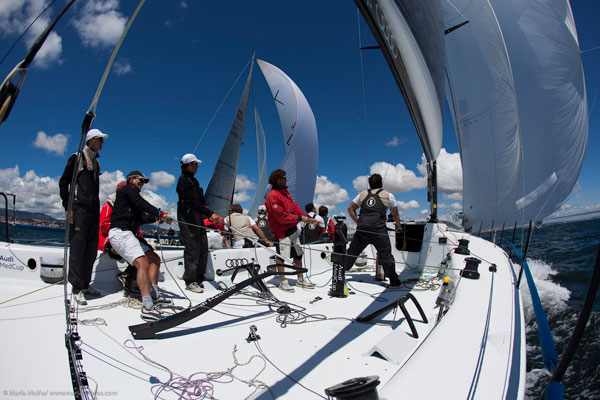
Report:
0,0,56,67
357,9,370,180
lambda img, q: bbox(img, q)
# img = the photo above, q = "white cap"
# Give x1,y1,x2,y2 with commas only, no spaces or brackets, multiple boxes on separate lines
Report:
258,205,267,213
181,153,202,164
85,128,108,142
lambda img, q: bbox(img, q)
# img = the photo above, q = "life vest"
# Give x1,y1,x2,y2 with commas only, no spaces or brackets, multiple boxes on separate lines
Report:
302,213,322,244
357,189,387,232
256,215,274,241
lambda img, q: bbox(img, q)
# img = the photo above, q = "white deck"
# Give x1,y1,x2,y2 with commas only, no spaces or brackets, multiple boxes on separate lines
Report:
0,223,526,399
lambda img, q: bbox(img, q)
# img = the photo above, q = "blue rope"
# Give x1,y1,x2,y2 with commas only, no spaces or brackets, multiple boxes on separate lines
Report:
506,241,559,373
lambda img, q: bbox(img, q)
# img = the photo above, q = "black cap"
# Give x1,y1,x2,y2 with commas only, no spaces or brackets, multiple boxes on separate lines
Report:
127,170,149,183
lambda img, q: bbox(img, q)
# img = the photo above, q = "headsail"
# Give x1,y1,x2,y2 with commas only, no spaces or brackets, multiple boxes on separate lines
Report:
443,0,522,230
354,0,445,162
205,60,255,217
487,0,588,225
248,106,268,216
257,59,318,209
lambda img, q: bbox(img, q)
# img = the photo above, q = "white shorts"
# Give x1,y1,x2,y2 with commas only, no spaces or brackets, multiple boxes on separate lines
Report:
108,228,151,265
207,230,223,249
277,230,303,261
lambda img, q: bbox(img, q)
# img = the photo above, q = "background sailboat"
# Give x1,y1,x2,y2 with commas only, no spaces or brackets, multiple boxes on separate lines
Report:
205,57,319,217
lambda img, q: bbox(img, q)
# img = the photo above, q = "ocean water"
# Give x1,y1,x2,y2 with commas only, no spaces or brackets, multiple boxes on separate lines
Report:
483,218,600,399
2,219,599,398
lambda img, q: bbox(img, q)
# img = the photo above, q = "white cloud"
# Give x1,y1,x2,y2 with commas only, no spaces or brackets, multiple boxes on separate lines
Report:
314,175,349,206
140,189,172,213
73,0,127,48
99,170,125,203
0,0,64,68
235,174,256,190
33,131,68,156
145,171,175,191
233,190,251,203
417,148,463,194
353,161,426,193
30,31,63,68
112,58,132,75
397,200,420,210
0,165,64,217
385,137,399,147
0,166,177,219
438,202,462,210
443,192,463,201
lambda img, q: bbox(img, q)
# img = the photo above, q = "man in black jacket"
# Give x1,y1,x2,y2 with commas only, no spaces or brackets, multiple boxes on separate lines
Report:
108,170,173,321
176,153,223,293
59,128,107,305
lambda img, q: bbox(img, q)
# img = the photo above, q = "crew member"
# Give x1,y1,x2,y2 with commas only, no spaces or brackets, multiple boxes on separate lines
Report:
176,153,223,293
301,203,324,244
265,169,316,292
344,173,401,288
59,128,108,305
225,204,273,248
108,171,173,321
255,205,275,245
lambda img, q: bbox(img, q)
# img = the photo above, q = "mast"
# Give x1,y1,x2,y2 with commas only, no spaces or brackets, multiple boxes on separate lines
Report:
0,0,76,128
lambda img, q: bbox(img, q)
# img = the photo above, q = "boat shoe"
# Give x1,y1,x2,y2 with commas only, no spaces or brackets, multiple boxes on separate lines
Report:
296,278,315,289
153,295,174,306
74,291,87,306
278,279,295,292
186,282,204,293
141,305,173,322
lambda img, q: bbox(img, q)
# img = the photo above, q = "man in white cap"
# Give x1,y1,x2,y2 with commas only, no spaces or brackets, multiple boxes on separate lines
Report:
176,153,223,293
59,128,108,305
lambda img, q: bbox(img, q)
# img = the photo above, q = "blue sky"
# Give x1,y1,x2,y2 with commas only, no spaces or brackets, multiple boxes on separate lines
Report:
0,0,598,225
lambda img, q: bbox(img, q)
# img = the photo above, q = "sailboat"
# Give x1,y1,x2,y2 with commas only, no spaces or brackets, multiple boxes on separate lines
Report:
205,57,318,218
0,0,593,399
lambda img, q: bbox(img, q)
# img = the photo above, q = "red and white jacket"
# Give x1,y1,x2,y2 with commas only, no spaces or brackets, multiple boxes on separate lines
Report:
265,187,305,239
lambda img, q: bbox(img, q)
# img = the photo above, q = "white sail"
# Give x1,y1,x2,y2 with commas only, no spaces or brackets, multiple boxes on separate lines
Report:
443,0,522,230
205,61,254,217
489,0,588,224
257,59,318,209
355,0,445,162
248,106,268,216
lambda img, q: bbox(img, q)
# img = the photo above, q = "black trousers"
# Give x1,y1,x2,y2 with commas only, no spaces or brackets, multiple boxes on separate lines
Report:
68,206,99,291
179,218,208,285
344,228,397,280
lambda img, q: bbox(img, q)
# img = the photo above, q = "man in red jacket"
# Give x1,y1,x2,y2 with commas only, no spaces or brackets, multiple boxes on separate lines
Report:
265,169,317,292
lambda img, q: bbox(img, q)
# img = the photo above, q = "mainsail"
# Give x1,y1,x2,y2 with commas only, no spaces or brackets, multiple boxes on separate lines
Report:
443,0,522,230
485,0,588,225
205,61,255,217
256,59,318,210
248,106,268,216
354,0,445,162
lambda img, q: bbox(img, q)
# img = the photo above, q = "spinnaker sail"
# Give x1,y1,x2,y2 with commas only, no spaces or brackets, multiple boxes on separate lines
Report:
257,59,318,210
205,60,255,217
486,0,588,226
443,0,522,230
